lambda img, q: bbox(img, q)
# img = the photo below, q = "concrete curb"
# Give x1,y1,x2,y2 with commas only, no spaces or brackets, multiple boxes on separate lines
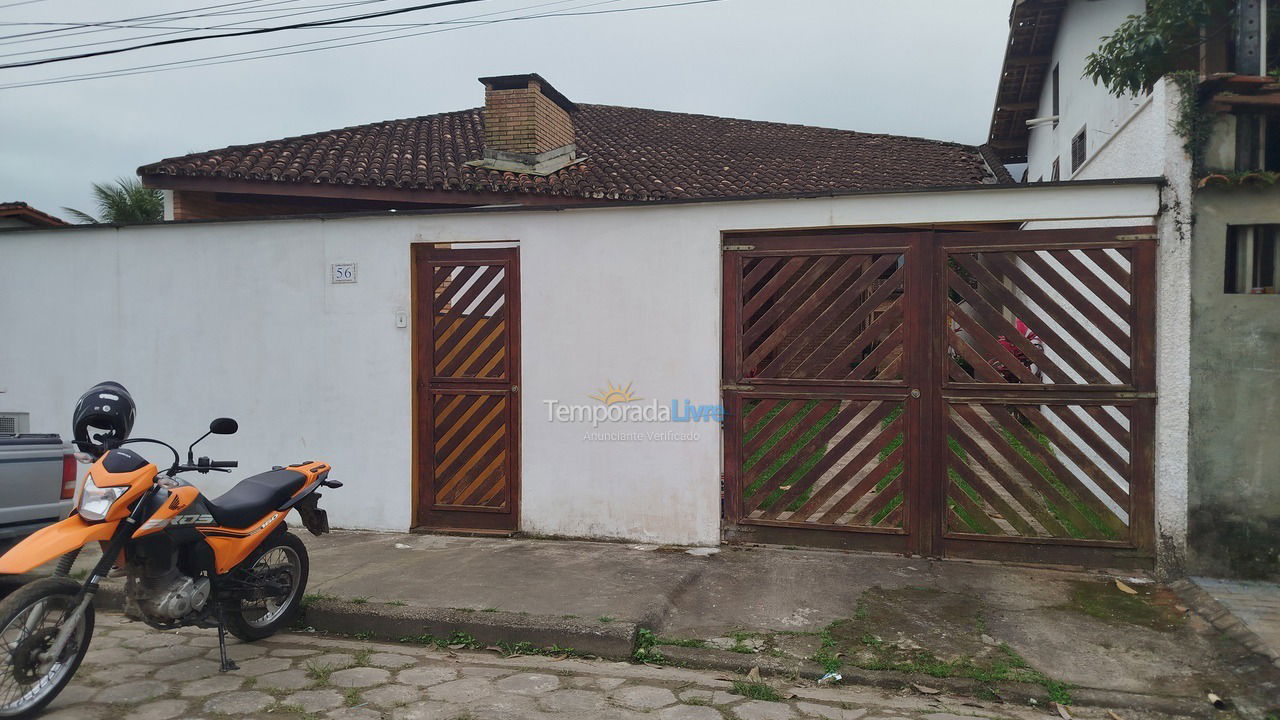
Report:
1172,578,1280,669
657,645,1198,715
303,598,638,660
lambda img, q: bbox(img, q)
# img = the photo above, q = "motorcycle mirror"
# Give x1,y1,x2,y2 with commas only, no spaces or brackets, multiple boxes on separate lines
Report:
209,418,238,435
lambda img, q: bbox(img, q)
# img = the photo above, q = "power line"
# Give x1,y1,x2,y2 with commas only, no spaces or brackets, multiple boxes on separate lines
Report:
0,0,491,67
0,0,307,43
0,0,724,90
0,0,611,86
0,0,390,52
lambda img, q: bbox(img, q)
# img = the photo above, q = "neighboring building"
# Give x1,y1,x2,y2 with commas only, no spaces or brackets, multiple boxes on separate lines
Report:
0,202,68,229
137,73,1011,220
989,0,1280,580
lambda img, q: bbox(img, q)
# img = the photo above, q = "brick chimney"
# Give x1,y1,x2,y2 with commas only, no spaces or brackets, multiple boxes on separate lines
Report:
469,74,581,175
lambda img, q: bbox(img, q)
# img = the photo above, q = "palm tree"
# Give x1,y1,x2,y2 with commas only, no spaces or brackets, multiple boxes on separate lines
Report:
63,178,164,224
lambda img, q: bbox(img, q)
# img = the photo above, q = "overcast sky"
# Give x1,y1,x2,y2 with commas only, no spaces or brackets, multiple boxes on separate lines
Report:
0,0,1011,219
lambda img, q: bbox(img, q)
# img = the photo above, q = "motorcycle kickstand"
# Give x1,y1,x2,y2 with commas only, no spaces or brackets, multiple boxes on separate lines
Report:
216,604,239,672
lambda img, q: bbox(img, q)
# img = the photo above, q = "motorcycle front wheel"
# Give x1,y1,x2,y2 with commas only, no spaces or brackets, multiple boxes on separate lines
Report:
0,577,93,719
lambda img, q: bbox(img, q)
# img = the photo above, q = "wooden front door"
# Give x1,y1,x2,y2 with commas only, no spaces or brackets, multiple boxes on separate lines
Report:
413,246,520,533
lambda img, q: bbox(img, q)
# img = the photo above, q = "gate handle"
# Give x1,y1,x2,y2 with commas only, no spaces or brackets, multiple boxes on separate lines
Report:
910,388,921,398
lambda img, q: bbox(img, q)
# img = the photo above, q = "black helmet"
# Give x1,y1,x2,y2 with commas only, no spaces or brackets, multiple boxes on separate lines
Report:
72,381,136,455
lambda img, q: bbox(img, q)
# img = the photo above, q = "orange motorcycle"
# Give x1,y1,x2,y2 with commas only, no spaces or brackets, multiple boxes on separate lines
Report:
0,382,339,718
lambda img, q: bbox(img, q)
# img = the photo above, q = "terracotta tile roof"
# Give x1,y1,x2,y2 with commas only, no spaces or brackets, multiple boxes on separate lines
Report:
138,104,1011,201
0,201,68,227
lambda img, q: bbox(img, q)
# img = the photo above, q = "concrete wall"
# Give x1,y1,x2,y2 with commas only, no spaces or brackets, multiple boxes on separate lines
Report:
1025,0,1153,183
1188,186,1280,580
0,183,1161,547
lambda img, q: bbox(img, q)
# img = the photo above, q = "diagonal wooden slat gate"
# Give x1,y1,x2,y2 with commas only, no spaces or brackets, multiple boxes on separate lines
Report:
722,228,1156,567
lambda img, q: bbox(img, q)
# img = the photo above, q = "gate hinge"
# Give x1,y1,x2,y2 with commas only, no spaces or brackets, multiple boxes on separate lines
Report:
1115,233,1158,241
723,244,756,251
721,383,756,392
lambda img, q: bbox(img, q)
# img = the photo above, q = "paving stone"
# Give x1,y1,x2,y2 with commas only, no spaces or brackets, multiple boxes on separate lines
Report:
468,692,550,719
390,700,466,720
427,677,498,703
95,679,167,704
799,703,868,720
680,689,740,706
331,666,392,688
612,685,679,709
42,706,107,720
202,690,274,715
328,708,383,720
362,682,423,708
82,646,136,664
397,665,458,687
366,651,417,668
283,688,346,712
921,715,988,720
733,701,797,720
229,655,292,675
88,664,151,685
495,671,560,694
203,643,268,660
121,634,178,650
187,635,224,647
660,705,728,720
257,668,314,691
457,664,511,678
307,652,357,669
596,676,627,690
179,673,245,696
272,646,320,657
45,683,96,709
153,657,221,681
538,688,609,712
128,699,191,720
136,643,206,664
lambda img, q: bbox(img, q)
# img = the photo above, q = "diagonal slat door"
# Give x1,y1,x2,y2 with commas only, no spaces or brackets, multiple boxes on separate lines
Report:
415,246,520,532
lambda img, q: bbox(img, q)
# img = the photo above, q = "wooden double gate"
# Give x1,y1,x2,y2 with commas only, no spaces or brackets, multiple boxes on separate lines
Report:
722,227,1157,567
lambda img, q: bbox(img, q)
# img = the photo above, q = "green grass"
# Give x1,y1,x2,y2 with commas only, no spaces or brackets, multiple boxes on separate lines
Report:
730,681,782,702
742,400,839,511
349,596,369,605
656,636,707,649
598,616,615,623
352,648,371,666
304,660,334,685
344,688,361,707
632,628,664,663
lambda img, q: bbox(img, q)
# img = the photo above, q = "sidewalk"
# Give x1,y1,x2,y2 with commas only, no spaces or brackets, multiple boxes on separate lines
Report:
1176,577,1280,668
285,531,1280,715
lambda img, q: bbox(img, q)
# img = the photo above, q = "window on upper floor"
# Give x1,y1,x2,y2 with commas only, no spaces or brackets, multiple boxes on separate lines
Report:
1050,158,1059,181
1226,225,1279,294
1070,127,1087,174
1234,114,1280,172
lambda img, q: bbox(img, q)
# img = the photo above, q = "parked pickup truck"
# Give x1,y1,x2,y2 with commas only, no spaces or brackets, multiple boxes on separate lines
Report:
0,434,76,544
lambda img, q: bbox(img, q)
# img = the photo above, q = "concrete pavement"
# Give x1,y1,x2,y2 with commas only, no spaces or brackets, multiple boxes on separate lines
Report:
45,612,1192,720
286,531,1280,716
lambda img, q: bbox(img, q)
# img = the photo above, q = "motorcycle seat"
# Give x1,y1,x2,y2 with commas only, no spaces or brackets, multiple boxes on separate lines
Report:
207,469,307,529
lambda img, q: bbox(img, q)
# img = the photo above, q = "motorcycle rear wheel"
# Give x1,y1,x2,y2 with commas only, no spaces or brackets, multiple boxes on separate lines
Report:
0,577,93,719
226,531,309,641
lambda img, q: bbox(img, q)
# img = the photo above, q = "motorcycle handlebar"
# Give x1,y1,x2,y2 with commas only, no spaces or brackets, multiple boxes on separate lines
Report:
209,460,238,468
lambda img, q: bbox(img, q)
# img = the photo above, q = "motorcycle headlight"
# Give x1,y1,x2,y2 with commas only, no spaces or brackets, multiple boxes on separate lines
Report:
78,474,126,522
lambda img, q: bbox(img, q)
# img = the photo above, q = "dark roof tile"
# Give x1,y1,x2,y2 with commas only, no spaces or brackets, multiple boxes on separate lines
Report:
140,104,1010,199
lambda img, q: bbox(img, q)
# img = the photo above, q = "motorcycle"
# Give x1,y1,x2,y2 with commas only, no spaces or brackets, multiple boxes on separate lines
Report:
0,389,340,718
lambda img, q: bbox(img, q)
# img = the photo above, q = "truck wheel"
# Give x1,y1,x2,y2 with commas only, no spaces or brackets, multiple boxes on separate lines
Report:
226,531,309,641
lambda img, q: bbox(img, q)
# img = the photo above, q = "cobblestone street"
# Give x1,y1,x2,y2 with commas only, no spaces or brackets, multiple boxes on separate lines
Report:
35,613,1181,720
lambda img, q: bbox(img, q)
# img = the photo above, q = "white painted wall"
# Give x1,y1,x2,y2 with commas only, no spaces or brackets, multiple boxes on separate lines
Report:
0,183,1160,547
1025,0,1158,182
